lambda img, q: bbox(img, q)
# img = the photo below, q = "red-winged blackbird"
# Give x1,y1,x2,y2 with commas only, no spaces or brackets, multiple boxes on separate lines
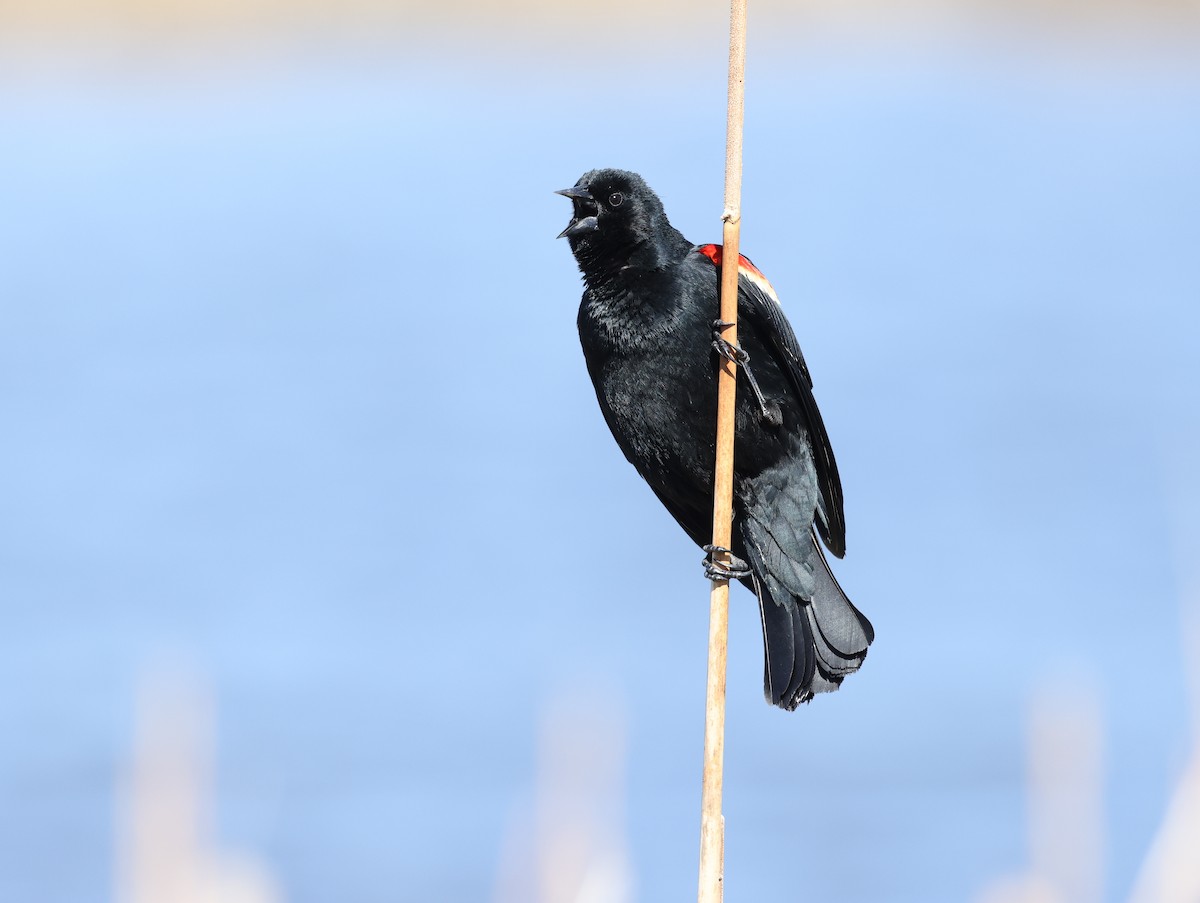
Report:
558,168,873,710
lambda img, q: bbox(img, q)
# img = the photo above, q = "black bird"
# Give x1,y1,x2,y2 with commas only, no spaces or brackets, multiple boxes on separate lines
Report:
558,168,873,710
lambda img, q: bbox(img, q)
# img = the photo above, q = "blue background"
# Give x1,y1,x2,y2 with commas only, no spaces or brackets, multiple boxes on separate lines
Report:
1,21,1198,903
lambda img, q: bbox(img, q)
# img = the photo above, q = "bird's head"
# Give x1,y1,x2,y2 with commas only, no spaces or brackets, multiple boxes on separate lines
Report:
556,169,669,266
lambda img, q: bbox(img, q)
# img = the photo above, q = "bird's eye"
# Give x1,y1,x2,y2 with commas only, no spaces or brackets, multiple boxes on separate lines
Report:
609,191,624,207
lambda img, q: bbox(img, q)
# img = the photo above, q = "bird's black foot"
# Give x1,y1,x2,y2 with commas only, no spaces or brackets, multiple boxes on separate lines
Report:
703,544,753,581
711,319,749,365
710,321,783,428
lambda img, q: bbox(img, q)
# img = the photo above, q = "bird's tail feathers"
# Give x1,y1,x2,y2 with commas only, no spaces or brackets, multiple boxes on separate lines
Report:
742,525,873,711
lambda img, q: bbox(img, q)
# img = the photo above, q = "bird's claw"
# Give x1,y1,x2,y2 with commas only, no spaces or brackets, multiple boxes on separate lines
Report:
703,544,753,581
711,320,749,365
710,321,783,428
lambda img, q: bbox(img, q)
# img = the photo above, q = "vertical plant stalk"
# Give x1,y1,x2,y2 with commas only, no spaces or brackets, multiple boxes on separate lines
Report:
698,1,746,901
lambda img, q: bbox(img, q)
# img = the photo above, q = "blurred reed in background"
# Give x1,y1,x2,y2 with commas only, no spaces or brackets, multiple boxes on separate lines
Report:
117,670,279,903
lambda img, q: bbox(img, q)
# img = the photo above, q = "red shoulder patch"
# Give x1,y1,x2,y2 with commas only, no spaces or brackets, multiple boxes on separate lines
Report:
696,244,780,305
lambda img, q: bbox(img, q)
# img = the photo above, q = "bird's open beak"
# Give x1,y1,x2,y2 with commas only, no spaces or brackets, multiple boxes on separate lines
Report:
556,185,600,239
555,186,593,200
557,215,599,239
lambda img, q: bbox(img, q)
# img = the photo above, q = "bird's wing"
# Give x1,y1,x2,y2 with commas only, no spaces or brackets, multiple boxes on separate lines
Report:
696,244,846,558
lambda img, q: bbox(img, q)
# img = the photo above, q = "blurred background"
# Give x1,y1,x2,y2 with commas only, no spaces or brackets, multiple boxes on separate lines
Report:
1,1,1198,901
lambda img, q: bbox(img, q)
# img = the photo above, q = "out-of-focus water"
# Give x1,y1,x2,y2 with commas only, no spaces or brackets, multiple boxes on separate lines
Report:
1,41,1197,903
